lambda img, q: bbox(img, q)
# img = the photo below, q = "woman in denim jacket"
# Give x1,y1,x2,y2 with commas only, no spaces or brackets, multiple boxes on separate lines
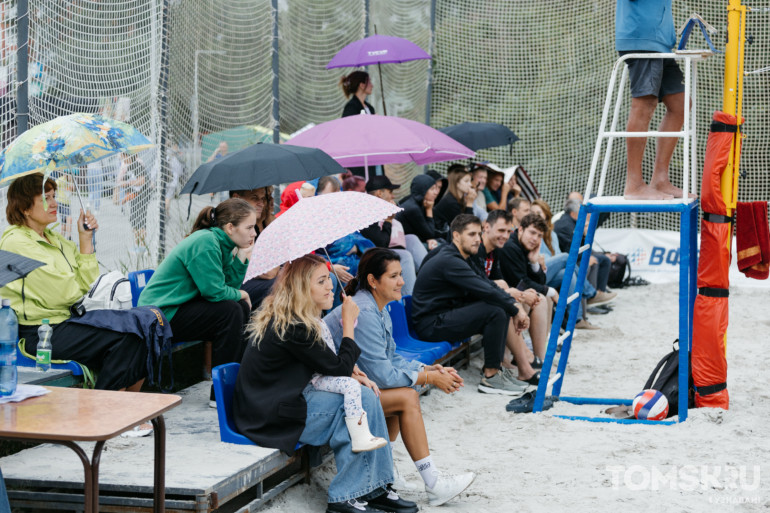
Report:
325,248,475,507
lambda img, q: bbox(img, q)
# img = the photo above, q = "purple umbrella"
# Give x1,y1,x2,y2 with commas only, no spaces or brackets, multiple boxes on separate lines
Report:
327,35,431,115
326,35,430,68
286,114,475,180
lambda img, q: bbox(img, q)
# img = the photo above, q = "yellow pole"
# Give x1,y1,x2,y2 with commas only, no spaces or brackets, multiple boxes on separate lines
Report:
721,0,746,219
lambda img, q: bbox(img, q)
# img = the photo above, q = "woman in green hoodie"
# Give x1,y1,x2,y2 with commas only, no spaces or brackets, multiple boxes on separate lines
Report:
138,198,256,403
0,173,148,391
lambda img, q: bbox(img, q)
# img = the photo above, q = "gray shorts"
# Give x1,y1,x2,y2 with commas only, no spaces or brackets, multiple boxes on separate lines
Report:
619,51,685,101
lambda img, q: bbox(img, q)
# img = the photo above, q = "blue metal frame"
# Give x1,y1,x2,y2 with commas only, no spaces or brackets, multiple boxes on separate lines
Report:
533,199,699,424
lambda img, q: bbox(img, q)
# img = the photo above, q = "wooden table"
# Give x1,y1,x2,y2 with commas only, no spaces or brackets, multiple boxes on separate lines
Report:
0,387,181,513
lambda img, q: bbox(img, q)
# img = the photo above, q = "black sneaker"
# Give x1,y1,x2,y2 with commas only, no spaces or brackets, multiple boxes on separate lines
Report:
367,487,419,513
326,498,387,513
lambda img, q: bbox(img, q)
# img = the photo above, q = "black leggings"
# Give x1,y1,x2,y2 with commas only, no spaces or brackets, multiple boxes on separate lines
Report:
21,321,148,390
169,298,250,369
414,303,509,371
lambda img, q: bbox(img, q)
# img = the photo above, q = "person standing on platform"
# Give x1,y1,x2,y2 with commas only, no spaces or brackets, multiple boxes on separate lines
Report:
616,0,692,200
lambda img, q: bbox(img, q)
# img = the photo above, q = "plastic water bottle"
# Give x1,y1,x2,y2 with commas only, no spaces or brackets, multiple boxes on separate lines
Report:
0,299,18,396
36,319,53,372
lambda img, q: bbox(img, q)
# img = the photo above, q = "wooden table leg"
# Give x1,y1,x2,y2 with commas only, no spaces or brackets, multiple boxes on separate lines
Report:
90,441,106,513
151,415,166,513
60,441,99,513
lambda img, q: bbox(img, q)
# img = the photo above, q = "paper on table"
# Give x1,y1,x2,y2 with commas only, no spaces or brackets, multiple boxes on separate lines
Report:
0,384,51,404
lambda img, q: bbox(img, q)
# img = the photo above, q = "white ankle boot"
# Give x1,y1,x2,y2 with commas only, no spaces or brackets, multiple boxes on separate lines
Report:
345,412,388,453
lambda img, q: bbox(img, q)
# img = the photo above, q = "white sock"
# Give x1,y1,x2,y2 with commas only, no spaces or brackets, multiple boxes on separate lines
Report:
415,455,439,489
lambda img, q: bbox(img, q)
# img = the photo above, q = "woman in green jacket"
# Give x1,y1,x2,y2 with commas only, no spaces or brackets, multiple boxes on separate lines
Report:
139,198,256,403
0,173,148,391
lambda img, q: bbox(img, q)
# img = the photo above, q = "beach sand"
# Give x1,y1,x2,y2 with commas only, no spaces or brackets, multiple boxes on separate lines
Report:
259,283,769,512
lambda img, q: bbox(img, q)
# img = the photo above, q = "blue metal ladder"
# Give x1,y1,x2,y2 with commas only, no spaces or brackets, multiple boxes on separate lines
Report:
532,50,710,424
532,197,698,424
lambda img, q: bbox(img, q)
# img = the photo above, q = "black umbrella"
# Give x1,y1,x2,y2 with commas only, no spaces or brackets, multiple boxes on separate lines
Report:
0,250,45,288
438,122,519,152
180,142,345,195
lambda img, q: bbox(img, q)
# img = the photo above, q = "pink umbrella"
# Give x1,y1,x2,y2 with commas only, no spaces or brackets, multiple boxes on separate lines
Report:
244,191,401,281
286,115,475,180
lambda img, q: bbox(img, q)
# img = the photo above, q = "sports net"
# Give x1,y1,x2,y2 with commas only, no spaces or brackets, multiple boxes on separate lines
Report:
0,0,767,272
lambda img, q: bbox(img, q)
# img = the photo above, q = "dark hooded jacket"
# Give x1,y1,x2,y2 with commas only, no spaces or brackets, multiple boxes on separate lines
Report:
396,174,439,242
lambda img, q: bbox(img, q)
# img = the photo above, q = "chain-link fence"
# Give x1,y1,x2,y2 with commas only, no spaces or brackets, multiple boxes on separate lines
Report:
0,0,767,272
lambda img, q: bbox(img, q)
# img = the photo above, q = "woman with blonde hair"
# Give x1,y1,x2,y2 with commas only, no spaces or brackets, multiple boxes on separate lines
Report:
234,254,416,513
433,164,476,231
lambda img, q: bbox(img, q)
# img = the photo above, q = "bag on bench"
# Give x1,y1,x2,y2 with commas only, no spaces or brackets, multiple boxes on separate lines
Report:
71,271,132,316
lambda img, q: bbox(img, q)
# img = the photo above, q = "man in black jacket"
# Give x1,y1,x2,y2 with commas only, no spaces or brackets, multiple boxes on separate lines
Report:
501,213,600,330
472,210,549,381
412,214,531,395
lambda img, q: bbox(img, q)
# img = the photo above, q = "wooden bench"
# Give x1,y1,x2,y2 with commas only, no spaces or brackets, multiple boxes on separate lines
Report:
17,367,78,387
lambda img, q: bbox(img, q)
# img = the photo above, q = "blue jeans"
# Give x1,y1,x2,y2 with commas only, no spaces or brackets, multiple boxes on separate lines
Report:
300,385,393,503
0,468,10,513
545,253,596,321
404,234,428,270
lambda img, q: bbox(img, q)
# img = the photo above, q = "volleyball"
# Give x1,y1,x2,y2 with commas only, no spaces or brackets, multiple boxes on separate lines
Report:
632,390,669,421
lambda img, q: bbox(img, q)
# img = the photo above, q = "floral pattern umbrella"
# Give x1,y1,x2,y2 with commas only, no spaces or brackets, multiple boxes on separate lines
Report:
244,191,401,281
0,113,153,185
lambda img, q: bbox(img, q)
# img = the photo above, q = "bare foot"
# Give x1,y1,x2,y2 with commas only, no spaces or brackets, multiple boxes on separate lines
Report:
624,183,674,200
650,180,697,199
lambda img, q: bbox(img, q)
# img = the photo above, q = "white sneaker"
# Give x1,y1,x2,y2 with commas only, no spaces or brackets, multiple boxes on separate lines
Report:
120,423,153,438
392,464,420,491
425,472,475,506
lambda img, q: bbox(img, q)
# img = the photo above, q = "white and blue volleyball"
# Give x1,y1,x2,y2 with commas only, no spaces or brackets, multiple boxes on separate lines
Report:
632,389,669,421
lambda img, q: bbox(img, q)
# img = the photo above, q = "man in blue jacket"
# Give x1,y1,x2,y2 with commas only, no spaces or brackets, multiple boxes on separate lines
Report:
616,0,690,200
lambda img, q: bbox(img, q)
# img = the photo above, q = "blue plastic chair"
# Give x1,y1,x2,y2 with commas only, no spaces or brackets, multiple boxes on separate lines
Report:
401,295,421,340
386,300,451,363
128,269,155,307
212,363,304,449
212,363,255,445
395,347,442,364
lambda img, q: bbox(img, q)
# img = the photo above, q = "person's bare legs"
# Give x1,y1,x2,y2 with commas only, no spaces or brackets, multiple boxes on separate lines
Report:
121,379,144,392
528,295,549,360
386,415,400,442
380,387,429,461
624,95,673,200
649,92,695,198
505,318,536,380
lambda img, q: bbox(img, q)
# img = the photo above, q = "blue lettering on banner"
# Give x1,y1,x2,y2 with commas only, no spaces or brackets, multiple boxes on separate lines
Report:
649,246,681,266
650,247,666,265
666,249,680,266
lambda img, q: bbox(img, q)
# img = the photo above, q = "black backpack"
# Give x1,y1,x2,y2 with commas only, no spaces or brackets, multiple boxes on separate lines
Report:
607,253,631,288
643,340,695,418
